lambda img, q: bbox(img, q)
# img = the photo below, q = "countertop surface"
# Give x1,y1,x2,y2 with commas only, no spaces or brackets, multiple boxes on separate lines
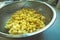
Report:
0,1,60,40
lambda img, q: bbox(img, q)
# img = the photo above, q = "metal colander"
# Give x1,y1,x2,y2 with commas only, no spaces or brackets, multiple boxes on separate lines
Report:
0,1,56,38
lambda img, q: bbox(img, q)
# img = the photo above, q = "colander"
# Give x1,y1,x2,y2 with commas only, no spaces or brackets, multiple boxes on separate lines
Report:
0,1,56,38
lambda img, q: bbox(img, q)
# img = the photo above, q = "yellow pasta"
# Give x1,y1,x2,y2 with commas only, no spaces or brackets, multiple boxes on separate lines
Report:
5,8,45,34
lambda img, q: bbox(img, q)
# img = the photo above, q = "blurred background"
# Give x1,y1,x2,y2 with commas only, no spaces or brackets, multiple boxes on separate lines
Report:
0,0,60,9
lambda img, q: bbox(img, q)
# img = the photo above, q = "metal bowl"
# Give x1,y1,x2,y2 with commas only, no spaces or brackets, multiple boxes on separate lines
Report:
0,1,56,38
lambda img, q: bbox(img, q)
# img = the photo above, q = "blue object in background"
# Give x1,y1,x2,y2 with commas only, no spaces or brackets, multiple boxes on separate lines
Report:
43,8,60,40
